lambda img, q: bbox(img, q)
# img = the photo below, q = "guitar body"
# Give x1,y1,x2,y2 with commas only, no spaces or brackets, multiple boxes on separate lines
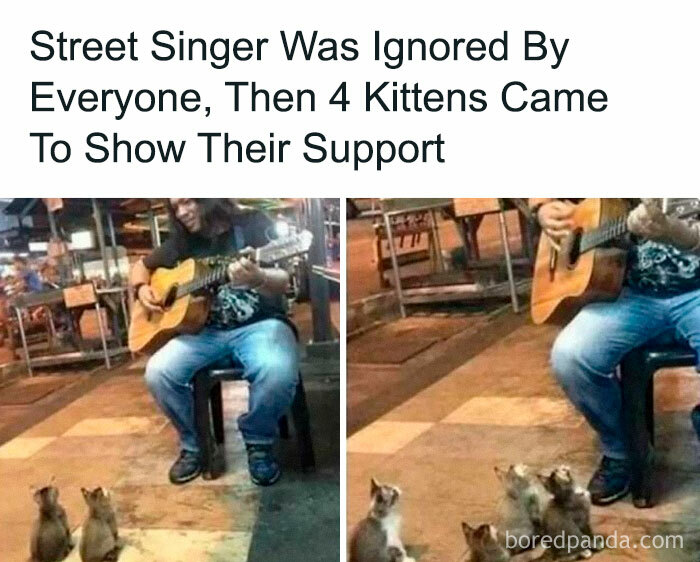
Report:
128,259,211,354
531,198,629,325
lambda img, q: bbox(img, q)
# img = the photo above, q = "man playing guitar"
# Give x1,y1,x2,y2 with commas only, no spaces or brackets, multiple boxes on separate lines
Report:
130,199,297,486
537,199,700,506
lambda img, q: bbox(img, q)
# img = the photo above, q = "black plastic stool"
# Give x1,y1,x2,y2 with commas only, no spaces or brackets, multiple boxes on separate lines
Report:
620,344,697,508
193,367,316,480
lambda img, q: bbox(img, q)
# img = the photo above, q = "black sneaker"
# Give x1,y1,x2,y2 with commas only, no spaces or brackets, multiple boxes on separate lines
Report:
245,443,281,486
168,450,202,485
588,456,630,505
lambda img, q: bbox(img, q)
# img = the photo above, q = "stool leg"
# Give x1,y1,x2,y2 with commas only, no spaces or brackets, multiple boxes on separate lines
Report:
290,377,316,472
210,382,225,445
194,373,214,479
621,351,654,508
645,379,655,446
278,415,290,440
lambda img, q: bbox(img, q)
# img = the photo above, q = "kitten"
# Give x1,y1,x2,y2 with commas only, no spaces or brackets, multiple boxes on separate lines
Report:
349,478,415,562
494,464,543,553
30,484,73,562
537,466,598,561
461,523,510,562
79,487,120,562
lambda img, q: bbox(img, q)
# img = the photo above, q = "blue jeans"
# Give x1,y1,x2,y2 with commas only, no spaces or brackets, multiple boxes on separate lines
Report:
551,287,700,461
144,318,299,454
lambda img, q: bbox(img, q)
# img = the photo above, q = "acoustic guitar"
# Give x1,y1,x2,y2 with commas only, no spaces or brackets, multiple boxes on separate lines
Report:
531,198,700,325
128,230,313,353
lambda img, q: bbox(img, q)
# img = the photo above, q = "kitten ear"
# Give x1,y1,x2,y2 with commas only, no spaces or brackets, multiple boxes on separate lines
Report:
81,487,90,502
370,477,380,496
494,466,505,482
390,487,400,506
461,521,474,536
537,472,552,492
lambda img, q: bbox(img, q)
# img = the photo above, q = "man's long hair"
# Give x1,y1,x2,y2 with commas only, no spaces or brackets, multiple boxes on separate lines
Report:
165,199,243,244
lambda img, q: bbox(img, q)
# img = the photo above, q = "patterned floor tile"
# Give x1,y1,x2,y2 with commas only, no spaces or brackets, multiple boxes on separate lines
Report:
347,421,434,455
0,436,57,459
113,484,258,532
62,416,167,437
113,451,256,490
442,396,583,428
65,528,252,562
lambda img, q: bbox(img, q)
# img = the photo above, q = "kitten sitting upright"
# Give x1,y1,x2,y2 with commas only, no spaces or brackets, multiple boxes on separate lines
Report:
349,478,415,562
494,464,543,554
461,523,510,562
30,483,73,562
79,487,120,562
537,466,598,561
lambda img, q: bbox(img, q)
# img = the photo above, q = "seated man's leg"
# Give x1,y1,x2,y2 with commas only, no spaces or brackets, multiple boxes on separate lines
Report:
230,318,299,485
669,287,700,436
671,287,700,371
550,289,669,504
144,329,230,484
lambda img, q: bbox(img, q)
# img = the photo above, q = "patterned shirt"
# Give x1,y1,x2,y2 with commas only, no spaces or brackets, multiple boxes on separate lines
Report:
626,240,700,295
202,255,278,329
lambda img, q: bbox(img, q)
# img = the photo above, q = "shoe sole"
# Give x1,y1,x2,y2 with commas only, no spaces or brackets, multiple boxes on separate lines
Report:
250,469,281,487
591,484,630,506
170,467,202,485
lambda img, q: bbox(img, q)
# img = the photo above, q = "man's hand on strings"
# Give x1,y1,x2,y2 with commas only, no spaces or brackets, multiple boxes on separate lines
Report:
227,255,266,289
627,199,670,241
537,201,576,247
137,285,163,313
629,199,700,250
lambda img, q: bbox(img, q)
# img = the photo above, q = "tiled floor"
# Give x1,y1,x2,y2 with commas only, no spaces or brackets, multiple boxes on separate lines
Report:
65,528,252,562
347,323,700,561
0,374,258,561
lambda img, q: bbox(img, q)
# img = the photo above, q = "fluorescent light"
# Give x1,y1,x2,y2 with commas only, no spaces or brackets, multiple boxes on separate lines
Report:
28,242,48,252
70,230,95,250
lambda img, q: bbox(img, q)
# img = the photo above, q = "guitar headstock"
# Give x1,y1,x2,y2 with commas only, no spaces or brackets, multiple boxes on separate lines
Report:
256,230,314,265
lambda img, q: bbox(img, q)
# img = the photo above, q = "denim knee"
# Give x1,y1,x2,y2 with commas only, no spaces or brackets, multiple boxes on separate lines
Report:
255,353,298,386
550,331,584,391
144,357,168,395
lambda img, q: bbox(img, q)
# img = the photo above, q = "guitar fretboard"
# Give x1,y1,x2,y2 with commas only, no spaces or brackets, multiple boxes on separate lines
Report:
167,229,312,299
580,216,628,253
175,265,230,298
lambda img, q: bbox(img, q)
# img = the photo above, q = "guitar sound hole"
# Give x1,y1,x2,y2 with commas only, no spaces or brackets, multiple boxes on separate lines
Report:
566,229,583,269
162,285,178,308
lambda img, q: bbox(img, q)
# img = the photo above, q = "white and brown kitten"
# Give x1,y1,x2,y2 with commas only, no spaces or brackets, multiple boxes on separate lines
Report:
461,523,510,562
494,464,544,554
349,478,415,562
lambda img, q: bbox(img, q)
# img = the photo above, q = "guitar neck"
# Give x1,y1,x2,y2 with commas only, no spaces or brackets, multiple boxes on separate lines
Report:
165,229,313,300
175,263,231,298
579,216,628,253
580,197,699,253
